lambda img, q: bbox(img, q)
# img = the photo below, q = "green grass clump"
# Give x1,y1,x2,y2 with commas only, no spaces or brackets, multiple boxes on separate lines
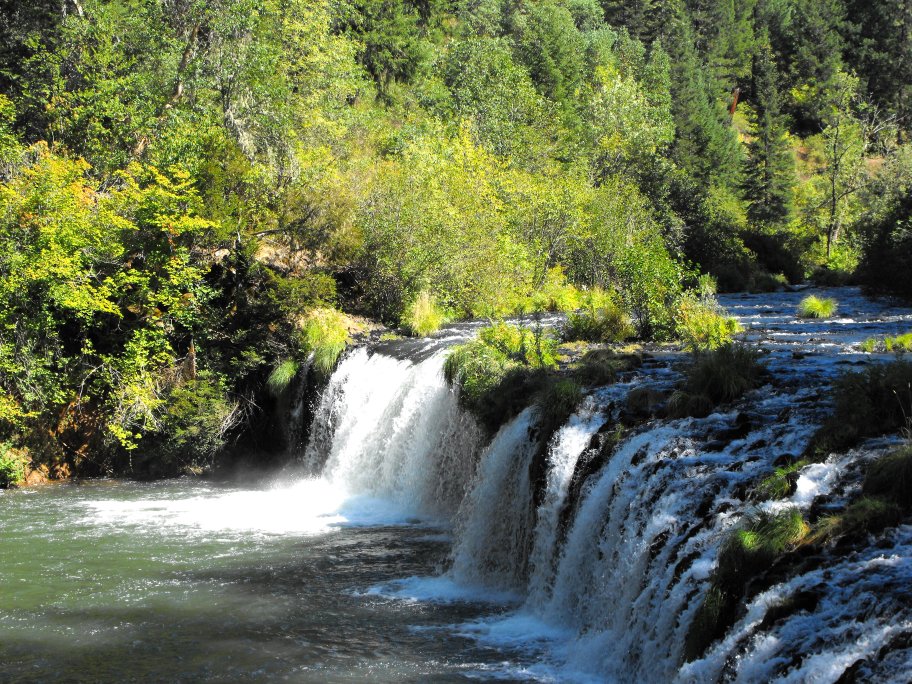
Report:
863,444,912,509
796,295,838,319
402,291,446,337
751,460,808,501
860,332,912,354
685,509,809,661
266,359,299,396
886,333,912,354
563,288,634,343
676,295,742,352
806,360,912,459
0,442,26,487
684,343,765,405
300,307,351,376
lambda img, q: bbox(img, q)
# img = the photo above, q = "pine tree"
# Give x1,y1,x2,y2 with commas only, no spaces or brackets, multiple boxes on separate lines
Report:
664,4,742,186
743,39,795,227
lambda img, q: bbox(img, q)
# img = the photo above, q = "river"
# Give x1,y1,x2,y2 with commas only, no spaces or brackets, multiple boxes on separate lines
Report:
2,287,912,682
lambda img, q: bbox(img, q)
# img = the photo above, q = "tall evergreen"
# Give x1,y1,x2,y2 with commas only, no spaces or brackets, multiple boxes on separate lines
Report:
664,4,741,186
743,39,795,227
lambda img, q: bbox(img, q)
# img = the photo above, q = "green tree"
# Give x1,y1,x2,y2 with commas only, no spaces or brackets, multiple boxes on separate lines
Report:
743,39,795,227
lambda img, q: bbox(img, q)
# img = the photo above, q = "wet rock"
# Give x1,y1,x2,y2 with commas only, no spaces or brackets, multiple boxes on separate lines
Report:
625,388,667,420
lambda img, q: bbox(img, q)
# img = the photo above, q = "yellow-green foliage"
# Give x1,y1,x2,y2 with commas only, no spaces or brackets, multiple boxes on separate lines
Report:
676,294,742,352
402,291,446,337
797,295,838,319
563,288,634,343
444,323,560,431
267,359,300,396
0,442,26,487
301,308,351,375
523,267,582,313
863,332,912,354
478,322,558,369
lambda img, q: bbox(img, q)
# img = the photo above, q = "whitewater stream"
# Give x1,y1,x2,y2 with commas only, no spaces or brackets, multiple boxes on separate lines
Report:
3,288,912,682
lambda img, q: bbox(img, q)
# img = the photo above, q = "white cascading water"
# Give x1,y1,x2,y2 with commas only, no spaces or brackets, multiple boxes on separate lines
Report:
448,406,541,591
303,347,482,519
299,288,912,682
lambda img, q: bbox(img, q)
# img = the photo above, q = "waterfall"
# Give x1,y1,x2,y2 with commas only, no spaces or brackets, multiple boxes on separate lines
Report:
449,406,541,591
303,347,482,519
299,288,912,682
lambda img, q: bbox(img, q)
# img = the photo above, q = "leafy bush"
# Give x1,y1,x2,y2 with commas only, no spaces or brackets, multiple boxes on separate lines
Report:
136,372,240,476
806,360,912,459
478,322,558,368
267,359,300,397
676,294,742,352
300,308,351,376
684,344,765,405
573,349,641,387
444,323,562,431
563,288,634,343
402,291,446,337
796,295,838,319
524,267,582,313
0,442,26,487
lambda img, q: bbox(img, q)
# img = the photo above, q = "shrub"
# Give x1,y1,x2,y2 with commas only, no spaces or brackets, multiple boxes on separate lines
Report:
0,442,26,487
300,307,351,376
136,372,241,476
684,344,765,405
676,294,742,352
806,360,912,459
667,390,715,419
444,341,514,409
573,349,641,387
266,359,299,397
796,295,838,319
402,291,446,337
524,267,582,313
444,323,562,431
563,288,634,343
478,322,558,368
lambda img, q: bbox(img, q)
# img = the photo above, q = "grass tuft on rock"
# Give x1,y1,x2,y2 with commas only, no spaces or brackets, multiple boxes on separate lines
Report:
863,444,912,509
805,360,912,459
666,343,765,419
796,295,838,319
266,359,299,397
300,307,351,376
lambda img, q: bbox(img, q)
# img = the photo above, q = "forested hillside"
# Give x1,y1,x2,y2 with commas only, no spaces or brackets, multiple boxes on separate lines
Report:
1,0,910,480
